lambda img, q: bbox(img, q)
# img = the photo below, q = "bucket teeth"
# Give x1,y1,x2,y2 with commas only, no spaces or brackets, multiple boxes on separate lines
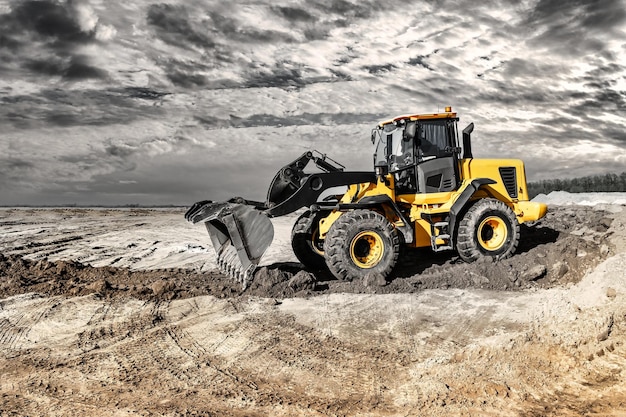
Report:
216,245,256,289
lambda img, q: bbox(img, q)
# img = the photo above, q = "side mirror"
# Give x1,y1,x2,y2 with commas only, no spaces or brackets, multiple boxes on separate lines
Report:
371,129,378,144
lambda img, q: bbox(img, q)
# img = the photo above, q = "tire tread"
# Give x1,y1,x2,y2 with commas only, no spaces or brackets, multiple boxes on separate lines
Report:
456,198,520,262
324,209,400,281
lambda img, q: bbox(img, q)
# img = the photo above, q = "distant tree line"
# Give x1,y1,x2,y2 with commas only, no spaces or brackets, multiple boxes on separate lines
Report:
528,172,626,198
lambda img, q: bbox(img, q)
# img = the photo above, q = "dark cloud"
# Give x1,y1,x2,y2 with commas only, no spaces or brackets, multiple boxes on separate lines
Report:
147,4,295,50
45,112,79,127
195,112,384,129
147,5,299,88
0,0,107,80
567,63,626,119
146,4,215,49
2,157,35,171
328,69,353,81
407,56,433,71
240,27,295,44
571,90,626,114
310,0,381,20
582,63,625,80
124,87,170,101
529,0,626,29
23,55,107,79
238,65,341,89
104,144,136,158
363,63,396,75
207,11,296,44
0,33,21,51
270,0,393,42
302,26,333,41
475,87,553,105
166,70,208,88
244,70,305,89
525,0,626,55
9,0,88,43
333,46,359,66
64,55,107,79
158,57,213,88
193,115,226,128
24,58,66,76
0,88,166,129
271,5,316,22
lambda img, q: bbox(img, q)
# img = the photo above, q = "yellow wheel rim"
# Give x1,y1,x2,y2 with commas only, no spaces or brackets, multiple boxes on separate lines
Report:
311,227,324,256
350,231,384,268
478,216,507,251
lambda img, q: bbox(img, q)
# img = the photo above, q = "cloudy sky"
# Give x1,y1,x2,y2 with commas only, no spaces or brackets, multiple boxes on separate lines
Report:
1,0,625,206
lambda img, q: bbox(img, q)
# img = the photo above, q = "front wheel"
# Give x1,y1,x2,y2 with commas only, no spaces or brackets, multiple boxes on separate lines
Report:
456,198,520,262
323,209,400,281
291,210,326,270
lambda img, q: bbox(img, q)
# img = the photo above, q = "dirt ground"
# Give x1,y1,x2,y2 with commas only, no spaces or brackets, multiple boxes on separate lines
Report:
1,204,626,416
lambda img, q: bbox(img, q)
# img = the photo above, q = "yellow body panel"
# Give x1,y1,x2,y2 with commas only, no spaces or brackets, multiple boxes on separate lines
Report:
413,219,436,247
318,156,548,250
514,200,548,223
460,158,529,201
319,178,393,237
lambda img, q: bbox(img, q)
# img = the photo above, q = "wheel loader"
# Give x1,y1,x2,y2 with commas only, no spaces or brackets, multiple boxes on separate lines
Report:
185,107,548,287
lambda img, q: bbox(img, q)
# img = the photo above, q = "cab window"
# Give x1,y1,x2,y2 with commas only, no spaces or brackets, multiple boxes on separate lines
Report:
419,121,453,159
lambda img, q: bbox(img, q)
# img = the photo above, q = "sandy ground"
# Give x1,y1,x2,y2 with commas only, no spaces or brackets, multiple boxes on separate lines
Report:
1,200,626,416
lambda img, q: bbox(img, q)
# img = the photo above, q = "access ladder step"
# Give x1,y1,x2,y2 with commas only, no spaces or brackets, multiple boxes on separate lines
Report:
430,220,452,252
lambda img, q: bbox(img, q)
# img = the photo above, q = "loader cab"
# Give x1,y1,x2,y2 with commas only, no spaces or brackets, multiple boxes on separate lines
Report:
373,110,462,195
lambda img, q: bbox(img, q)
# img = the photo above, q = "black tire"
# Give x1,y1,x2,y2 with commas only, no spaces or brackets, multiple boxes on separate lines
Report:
291,210,326,270
323,209,400,281
456,198,520,262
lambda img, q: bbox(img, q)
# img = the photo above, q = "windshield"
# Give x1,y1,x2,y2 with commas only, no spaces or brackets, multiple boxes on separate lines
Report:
390,129,414,171
373,124,415,172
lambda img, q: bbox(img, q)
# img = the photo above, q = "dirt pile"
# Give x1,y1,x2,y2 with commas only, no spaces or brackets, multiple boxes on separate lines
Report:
0,254,231,301
0,206,614,301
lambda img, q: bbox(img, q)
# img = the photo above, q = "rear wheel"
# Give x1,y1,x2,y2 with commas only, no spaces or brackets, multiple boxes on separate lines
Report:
324,209,400,281
291,210,326,270
456,198,520,262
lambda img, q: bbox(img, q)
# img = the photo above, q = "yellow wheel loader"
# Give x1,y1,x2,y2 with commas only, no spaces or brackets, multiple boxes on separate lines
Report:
185,107,548,287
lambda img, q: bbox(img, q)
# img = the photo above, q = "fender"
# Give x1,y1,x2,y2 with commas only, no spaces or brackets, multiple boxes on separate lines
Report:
448,178,497,237
312,194,414,244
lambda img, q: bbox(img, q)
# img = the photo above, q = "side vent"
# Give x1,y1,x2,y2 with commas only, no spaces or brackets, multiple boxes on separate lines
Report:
499,167,518,199
442,178,454,190
426,174,442,189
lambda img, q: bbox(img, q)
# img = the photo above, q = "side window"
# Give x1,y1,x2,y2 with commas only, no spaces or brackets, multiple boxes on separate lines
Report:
419,122,451,159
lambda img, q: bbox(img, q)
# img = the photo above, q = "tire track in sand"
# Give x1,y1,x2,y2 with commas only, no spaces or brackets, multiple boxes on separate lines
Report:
0,295,61,353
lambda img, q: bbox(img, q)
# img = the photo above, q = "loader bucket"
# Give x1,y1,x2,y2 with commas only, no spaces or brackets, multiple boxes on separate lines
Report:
185,201,274,288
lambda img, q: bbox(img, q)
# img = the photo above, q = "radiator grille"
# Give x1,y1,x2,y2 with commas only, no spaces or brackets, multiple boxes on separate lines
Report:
499,167,518,198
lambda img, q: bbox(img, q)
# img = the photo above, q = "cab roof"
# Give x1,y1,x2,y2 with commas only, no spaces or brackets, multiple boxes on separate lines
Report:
378,107,458,128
